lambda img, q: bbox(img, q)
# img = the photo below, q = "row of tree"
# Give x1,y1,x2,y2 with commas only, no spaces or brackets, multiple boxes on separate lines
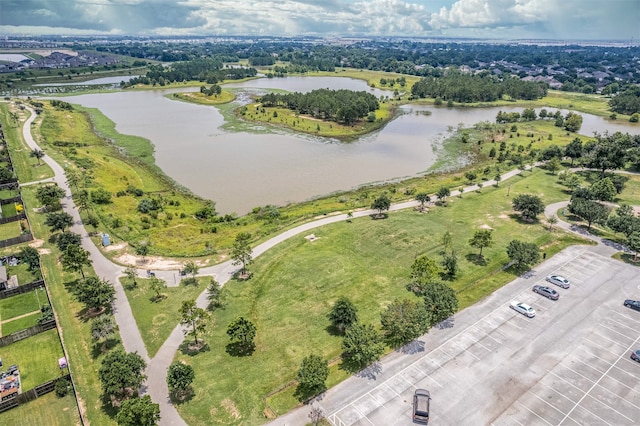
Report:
410,71,547,103
259,89,379,125
495,108,583,132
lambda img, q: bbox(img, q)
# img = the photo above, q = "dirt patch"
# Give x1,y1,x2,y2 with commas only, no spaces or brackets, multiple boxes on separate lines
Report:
114,254,186,270
104,241,127,252
29,239,45,248
498,214,509,219
479,224,494,230
221,398,241,420
37,248,52,255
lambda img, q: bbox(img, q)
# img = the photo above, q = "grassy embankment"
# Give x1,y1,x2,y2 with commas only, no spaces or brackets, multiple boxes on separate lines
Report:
2,105,121,425
173,167,592,425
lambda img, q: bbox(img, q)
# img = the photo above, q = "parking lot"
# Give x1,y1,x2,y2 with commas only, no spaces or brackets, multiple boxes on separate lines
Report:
326,248,640,426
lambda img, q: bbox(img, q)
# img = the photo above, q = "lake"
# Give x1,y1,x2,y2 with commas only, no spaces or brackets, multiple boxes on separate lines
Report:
59,77,640,215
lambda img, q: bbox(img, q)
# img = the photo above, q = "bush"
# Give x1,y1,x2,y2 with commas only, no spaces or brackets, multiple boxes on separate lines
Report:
55,378,70,397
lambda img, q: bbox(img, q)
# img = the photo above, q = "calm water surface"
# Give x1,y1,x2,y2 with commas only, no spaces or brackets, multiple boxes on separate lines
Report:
60,77,640,215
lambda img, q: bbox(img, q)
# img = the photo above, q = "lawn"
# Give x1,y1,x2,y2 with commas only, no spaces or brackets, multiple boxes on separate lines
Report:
0,288,46,320
174,168,591,425
0,103,55,183
169,90,236,105
0,392,80,426
1,329,65,389
5,260,43,284
0,188,19,199
121,275,211,357
1,312,40,335
1,202,17,217
0,221,23,240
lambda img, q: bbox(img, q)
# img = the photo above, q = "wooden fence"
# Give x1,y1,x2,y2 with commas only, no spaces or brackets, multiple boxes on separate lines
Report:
0,279,45,300
0,232,33,248
0,374,72,413
0,320,56,347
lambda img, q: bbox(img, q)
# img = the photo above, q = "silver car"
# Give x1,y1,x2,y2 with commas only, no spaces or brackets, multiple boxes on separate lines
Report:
510,301,536,318
546,275,570,289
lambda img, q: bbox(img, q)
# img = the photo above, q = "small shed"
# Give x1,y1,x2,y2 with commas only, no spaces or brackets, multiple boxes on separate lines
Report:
101,233,111,247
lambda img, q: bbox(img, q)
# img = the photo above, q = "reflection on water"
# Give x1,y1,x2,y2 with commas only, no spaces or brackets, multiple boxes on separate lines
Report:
59,77,639,215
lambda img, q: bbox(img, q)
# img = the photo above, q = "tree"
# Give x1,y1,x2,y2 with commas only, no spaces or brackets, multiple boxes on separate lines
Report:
468,229,493,257
308,407,325,426
56,231,81,251
135,244,149,260
231,232,253,277
115,395,160,426
415,193,430,211
36,184,65,211
590,177,617,202
546,215,558,231
179,300,209,345
371,193,391,217
75,276,115,312
99,349,147,400
182,260,199,279
91,187,112,204
149,276,167,301
85,213,100,232
294,354,329,401
206,278,222,310
494,173,502,187
506,240,540,267
407,255,440,295
546,157,562,175
423,282,458,325
380,298,429,347
60,244,92,278
441,250,459,278
167,362,195,399
341,323,385,369
564,112,583,132
584,132,631,177
627,232,640,261
564,138,583,167
522,107,537,121
124,267,138,287
512,194,545,221
226,316,256,352
91,314,118,342
436,187,451,204
18,246,40,271
30,148,45,165
45,211,74,233
608,205,640,238
328,297,358,333
569,198,610,231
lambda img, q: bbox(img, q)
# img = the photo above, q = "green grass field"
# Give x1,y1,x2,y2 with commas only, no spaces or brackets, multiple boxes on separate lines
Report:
1,329,65,389
169,90,236,105
121,275,211,357
0,221,23,240
174,168,591,425
1,312,40,335
0,289,46,321
0,392,80,426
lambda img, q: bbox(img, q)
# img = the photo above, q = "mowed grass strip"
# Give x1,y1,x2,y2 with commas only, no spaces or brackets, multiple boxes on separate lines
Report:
0,392,80,426
121,275,210,357
175,168,591,425
0,289,44,320
1,312,40,336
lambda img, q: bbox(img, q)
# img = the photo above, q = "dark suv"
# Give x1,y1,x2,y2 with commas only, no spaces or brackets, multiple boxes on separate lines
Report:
624,300,640,312
413,389,430,423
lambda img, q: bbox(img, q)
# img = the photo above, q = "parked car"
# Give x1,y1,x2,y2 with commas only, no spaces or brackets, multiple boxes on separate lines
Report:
624,299,640,312
413,389,431,423
546,275,570,289
631,350,640,363
533,285,559,300
510,301,536,318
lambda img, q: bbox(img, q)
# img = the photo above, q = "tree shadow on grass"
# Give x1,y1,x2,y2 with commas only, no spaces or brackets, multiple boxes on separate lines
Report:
225,341,255,357
508,213,541,225
149,294,167,303
465,253,487,266
369,213,388,220
324,324,345,337
179,340,210,356
170,387,195,405
91,337,120,359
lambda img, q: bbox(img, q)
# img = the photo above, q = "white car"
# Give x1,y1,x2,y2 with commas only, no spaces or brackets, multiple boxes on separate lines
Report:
510,301,536,318
546,275,570,289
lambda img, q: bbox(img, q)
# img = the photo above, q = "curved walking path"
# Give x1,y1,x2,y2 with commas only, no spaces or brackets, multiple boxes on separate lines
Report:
17,104,634,426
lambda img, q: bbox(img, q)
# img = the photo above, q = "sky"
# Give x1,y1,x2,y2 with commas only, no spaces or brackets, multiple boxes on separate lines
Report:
0,0,639,41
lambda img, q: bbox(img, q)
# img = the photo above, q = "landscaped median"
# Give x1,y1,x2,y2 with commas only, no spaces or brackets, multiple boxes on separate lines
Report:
172,168,591,425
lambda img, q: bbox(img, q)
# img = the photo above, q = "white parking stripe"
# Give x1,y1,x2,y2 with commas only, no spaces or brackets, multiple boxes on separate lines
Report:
559,336,640,424
598,322,635,341
515,400,553,425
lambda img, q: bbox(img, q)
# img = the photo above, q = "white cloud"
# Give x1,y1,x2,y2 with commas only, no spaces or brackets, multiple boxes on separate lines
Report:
429,0,551,29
